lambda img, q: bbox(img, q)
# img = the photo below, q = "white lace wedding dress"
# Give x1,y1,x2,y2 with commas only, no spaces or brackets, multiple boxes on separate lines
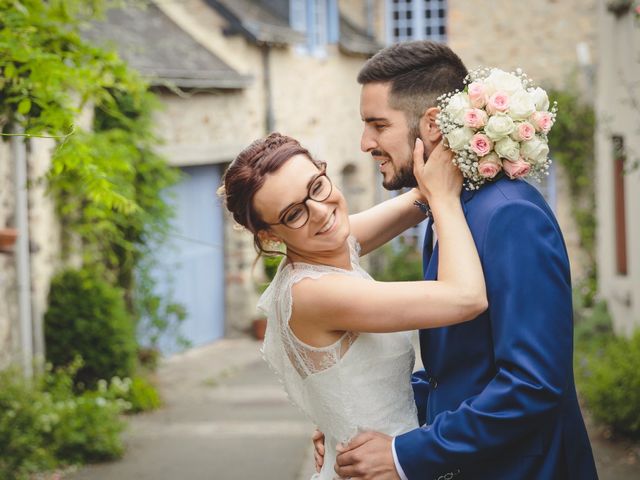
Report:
258,237,419,480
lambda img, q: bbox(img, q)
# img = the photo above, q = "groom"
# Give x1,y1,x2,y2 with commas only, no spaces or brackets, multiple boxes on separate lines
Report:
320,41,598,479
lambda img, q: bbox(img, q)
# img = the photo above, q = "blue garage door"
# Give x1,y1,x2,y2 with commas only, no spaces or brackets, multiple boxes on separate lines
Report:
151,164,225,354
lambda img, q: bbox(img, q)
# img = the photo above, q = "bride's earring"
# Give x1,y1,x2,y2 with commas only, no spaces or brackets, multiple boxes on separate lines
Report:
259,231,284,253
264,238,283,252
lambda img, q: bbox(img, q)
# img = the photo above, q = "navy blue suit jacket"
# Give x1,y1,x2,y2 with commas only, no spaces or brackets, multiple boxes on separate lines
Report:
395,177,597,479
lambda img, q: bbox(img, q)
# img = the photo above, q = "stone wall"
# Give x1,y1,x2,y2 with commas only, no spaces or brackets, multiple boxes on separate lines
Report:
595,2,640,336
0,138,19,370
28,138,64,359
448,0,597,91
0,135,65,372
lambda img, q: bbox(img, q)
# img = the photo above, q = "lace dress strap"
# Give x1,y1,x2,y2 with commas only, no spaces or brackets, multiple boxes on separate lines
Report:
257,236,368,408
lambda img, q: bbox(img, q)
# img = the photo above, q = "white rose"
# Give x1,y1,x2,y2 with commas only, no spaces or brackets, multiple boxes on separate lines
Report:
445,127,474,151
484,113,515,141
509,90,536,120
520,136,550,164
495,137,521,162
529,87,550,111
445,93,471,124
484,69,524,96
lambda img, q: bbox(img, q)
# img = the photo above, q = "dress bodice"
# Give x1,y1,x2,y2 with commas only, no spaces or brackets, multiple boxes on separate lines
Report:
258,237,419,479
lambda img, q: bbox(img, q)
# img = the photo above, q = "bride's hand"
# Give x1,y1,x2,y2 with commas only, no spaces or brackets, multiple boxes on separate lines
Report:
412,139,462,207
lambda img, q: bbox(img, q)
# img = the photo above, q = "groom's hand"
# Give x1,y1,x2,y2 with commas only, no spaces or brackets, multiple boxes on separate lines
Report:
312,429,325,473
334,431,400,480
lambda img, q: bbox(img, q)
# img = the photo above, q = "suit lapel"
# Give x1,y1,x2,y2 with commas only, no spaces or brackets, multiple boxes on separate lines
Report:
423,191,474,281
422,218,434,276
425,242,439,280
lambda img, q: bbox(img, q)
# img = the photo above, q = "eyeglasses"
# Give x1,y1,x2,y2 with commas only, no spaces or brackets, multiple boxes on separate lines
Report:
267,169,333,229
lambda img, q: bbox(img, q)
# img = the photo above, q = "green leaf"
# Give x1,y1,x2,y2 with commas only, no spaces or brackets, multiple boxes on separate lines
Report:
4,62,16,79
17,98,31,114
13,0,29,16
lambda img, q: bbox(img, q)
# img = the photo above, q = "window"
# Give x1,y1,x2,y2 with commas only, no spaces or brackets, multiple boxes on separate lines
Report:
613,135,628,276
387,0,447,44
290,0,339,55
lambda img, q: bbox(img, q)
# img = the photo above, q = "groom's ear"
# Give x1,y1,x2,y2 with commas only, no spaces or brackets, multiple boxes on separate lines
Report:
420,107,442,144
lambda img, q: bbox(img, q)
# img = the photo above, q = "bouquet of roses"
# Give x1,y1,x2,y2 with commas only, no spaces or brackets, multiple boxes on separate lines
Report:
436,67,558,190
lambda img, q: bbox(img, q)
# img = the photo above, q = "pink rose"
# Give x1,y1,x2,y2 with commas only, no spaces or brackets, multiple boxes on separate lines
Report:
486,91,510,114
512,121,536,141
464,108,488,129
530,111,553,133
470,133,493,157
503,158,531,179
468,81,487,108
477,153,502,179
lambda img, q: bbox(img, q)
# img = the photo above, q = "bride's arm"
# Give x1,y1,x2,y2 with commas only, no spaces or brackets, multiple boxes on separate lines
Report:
290,141,487,334
349,188,426,256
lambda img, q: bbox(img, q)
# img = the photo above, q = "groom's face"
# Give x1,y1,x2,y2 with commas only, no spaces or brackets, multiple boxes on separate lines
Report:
360,82,419,190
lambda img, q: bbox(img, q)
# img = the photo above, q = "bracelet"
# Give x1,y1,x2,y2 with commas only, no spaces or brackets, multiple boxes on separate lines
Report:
413,200,432,219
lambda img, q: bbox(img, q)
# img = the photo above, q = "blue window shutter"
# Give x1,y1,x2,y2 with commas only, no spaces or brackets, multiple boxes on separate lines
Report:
327,0,339,43
290,0,307,32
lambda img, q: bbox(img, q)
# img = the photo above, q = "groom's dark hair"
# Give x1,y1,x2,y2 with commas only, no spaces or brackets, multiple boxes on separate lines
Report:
358,41,468,133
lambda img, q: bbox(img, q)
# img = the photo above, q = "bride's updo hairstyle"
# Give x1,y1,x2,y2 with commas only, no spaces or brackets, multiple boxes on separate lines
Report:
219,132,325,255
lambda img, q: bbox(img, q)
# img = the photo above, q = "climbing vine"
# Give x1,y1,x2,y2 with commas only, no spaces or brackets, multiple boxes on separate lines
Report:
548,90,597,304
1,0,184,350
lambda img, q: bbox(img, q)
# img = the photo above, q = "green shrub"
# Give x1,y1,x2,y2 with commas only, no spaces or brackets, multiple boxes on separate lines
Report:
263,255,283,281
123,376,162,413
577,330,640,439
137,346,161,371
44,267,136,388
0,370,57,478
0,363,126,480
95,375,161,414
50,390,126,464
257,255,284,294
574,300,614,349
372,243,423,282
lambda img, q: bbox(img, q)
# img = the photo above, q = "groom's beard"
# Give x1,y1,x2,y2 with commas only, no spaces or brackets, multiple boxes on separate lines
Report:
381,155,417,191
379,130,425,191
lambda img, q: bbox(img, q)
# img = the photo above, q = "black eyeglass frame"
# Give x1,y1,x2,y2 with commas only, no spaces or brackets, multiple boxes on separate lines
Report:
266,168,333,230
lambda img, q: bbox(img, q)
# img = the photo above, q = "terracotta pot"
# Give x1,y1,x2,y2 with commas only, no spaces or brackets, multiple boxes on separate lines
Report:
252,318,267,340
607,0,632,16
0,228,18,252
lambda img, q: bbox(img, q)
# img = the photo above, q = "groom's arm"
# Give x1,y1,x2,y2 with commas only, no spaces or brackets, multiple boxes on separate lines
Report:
393,200,573,478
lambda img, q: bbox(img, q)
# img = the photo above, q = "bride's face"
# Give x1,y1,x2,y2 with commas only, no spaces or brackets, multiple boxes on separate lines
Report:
253,154,350,258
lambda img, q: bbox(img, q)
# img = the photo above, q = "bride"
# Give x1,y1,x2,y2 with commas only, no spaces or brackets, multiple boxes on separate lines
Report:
219,132,486,479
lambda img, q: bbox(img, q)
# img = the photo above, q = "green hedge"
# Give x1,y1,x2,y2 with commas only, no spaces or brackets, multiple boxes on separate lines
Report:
44,267,136,388
577,330,640,438
372,243,423,282
574,301,640,439
0,362,126,480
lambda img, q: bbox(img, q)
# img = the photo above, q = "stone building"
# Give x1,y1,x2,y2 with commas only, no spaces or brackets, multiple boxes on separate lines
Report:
594,0,640,336
0,0,600,367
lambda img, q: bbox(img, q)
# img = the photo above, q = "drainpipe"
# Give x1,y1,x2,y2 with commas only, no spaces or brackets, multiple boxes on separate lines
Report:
262,44,275,133
11,127,33,378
